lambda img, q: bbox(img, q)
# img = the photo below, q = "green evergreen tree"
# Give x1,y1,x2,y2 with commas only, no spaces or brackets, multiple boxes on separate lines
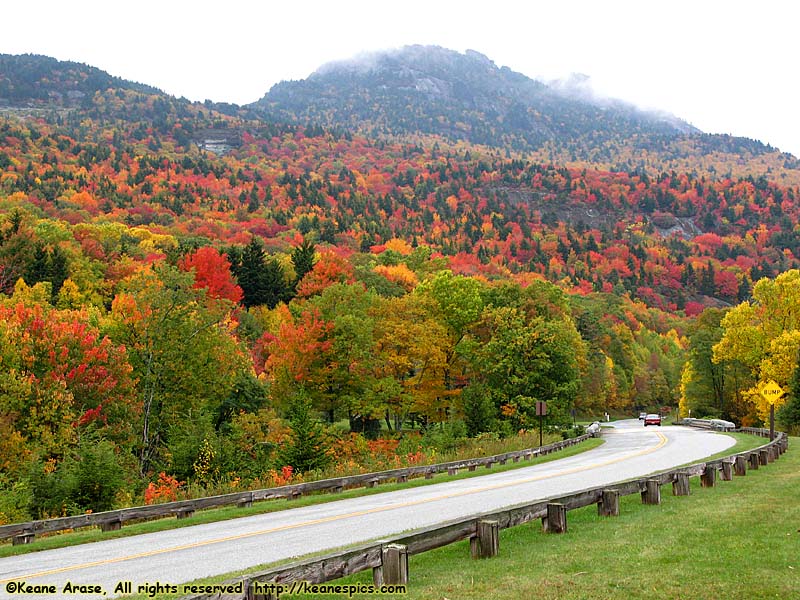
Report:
236,237,290,308
263,257,290,308
778,349,800,431
291,239,316,287
279,392,330,473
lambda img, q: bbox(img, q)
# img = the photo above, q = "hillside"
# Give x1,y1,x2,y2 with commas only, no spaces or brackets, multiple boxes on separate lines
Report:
0,54,162,107
253,45,800,184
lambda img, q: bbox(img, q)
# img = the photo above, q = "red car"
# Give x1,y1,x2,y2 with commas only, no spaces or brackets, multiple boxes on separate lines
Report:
644,414,661,426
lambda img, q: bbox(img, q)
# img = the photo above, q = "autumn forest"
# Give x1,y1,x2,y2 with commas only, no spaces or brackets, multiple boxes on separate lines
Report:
1,51,800,522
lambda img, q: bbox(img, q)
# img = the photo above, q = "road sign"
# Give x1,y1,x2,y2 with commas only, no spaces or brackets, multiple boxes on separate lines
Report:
535,401,548,416
760,380,784,405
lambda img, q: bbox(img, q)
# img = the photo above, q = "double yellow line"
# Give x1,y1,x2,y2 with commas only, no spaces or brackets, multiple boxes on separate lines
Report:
2,431,667,583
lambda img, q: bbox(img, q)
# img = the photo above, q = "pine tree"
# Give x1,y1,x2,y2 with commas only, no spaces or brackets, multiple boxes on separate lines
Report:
291,239,316,287
279,392,330,473
779,349,800,431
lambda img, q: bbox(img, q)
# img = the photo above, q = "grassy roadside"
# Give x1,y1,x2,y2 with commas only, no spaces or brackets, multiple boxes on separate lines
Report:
110,431,778,600
0,437,604,559
284,434,797,600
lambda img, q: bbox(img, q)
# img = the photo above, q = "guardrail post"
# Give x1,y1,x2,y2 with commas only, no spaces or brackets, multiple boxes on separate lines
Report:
468,464,477,472
720,460,733,481
366,479,380,488
734,455,747,476
470,519,499,558
12,531,35,546
485,461,494,469
425,470,434,480
672,472,691,496
597,489,619,516
641,479,661,505
700,464,716,488
100,518,122,532
759,449,769,466
767,447,776,463
542,503,567,533
396,475,408,484
748,452,760,470
447,467,458,476
176,508,195,519
245,578,275,600
380,544,409,585
239,492,255,507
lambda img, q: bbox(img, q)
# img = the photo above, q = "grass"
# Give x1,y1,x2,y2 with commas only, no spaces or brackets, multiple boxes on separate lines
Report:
0,437,604,559
110,431,781,600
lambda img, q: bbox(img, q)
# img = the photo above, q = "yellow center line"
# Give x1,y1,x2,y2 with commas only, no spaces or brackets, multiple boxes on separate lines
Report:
4,431,667,583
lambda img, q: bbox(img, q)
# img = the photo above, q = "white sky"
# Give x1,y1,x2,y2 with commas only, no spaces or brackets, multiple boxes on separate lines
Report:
4,0,799,156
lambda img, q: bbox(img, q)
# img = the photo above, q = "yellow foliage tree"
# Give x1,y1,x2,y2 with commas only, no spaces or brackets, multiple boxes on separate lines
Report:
713,270,800,420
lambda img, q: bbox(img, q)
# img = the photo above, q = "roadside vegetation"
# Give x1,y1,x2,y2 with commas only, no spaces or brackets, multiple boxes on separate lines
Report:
0,434,603,558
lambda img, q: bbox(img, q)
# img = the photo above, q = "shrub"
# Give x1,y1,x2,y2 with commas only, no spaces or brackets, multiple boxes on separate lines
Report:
28,438,126,517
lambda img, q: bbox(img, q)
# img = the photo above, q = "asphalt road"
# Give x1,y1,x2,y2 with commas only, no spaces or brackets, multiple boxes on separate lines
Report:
0,421,735,599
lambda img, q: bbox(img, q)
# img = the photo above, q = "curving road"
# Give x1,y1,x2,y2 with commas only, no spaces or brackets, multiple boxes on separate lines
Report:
0,421,734,599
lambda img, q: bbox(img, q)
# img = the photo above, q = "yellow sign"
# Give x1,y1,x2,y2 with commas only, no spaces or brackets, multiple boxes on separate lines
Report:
760,380,784,404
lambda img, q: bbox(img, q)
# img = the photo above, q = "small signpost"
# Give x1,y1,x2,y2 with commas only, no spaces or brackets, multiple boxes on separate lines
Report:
536,401,547,448
760,380,783,441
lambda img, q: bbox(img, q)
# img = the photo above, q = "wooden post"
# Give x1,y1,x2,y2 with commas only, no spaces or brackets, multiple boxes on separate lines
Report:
485,461,494,469
672,472,691,496
498,459,507,466
523,452,532,460
470,519,499,559
396,474,408,484
425,471,434,480
597,489,619,516
641,479,661,505
734,455,747,476
381,544,408,585
759,449,769,466
748,452,760,470
100,519,122,532
468,464,477,472
12,531,35,546
767,447,776,463
720,460,733,481
246,579,276,600
542,503,567,534
366,479,379,488
447,467,458,476
513,456,520,463
239,492,255,507
176,508,195,519
700,464,716,488
332,485,344,494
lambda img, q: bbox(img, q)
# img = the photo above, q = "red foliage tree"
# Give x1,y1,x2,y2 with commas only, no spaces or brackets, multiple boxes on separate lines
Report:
180,246,243,303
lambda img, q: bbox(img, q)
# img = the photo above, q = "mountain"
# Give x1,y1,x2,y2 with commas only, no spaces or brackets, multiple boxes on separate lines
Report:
255,45,695,149
253,45,797,179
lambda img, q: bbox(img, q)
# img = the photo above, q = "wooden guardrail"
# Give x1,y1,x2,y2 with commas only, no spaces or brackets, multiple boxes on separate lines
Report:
179,427,788,600
1,433,593,545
